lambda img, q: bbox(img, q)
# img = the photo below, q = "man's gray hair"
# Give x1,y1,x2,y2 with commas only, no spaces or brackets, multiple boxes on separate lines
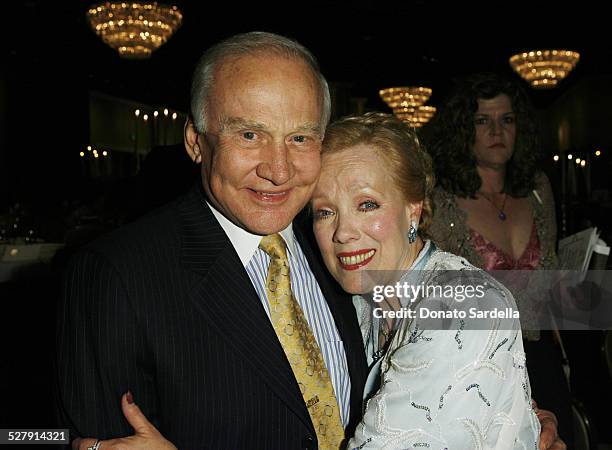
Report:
190,31,331,134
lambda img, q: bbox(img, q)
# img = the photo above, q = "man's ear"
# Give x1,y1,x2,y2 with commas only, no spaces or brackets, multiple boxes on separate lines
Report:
184,119,202,164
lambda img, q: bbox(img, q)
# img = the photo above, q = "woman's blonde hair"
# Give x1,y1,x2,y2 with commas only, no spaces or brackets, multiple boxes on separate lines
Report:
322,112,435,234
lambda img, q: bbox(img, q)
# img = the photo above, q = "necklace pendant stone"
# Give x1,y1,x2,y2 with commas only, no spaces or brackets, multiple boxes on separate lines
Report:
498,211,507,221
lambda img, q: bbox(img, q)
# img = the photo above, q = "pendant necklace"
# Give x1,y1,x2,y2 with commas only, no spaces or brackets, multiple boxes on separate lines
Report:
479,192,508,221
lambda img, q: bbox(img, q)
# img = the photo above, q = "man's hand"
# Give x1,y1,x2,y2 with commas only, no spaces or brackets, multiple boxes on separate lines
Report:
73,392,177,450
534,401,566,450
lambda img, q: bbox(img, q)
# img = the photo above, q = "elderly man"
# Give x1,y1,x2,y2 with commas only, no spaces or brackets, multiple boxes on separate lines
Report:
58,32,563,450
57,32,367,450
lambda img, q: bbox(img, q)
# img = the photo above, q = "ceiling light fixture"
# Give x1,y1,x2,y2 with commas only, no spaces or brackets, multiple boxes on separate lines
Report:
509,49,580,89
87,2,183,59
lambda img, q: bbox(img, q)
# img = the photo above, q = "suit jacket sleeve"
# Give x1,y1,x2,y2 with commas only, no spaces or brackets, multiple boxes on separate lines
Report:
56,249,159,439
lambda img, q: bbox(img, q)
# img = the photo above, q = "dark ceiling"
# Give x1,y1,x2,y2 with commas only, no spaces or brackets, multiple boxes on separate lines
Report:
8,0,612,113
2,0,612,207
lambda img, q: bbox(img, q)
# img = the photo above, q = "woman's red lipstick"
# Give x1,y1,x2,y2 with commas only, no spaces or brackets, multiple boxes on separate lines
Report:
337,249,376,271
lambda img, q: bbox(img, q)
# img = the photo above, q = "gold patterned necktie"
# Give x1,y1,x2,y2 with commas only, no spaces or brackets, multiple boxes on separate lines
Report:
259,234,345,450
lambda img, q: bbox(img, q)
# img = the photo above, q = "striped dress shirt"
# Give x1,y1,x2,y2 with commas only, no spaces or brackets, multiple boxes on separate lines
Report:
207,201,351,427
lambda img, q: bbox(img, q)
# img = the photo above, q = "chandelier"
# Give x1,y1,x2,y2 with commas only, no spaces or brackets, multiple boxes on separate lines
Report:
393,106,437,128
509,50,580,89
379,86,435,127
87,2,183,59
379,87,432,108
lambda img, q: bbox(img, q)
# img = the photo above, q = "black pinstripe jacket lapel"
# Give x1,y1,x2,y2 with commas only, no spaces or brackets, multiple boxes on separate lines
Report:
178,186,314,434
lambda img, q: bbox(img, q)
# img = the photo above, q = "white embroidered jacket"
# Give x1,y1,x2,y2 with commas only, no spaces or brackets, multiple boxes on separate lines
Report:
348,245,540,450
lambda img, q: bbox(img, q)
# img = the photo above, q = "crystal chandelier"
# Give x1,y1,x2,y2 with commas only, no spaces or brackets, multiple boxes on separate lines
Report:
393,106,436,128
379,87,432,108
379,86,435,127
87,2,183,59
509,50,580,89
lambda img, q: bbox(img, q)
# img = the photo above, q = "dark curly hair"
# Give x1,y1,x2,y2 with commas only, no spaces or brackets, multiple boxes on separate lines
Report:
423,72,540,198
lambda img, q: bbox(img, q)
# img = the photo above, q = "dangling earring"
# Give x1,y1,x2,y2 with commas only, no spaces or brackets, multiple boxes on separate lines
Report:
407,220,418,244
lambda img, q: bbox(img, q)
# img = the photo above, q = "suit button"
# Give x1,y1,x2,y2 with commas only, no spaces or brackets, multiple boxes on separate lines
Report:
301,436,315,450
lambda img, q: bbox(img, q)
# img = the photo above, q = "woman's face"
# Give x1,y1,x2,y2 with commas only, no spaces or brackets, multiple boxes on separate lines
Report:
472,93,516,170
311,144,420,295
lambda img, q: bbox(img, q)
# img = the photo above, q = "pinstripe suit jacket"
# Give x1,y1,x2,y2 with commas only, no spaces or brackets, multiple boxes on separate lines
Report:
56,184,367,450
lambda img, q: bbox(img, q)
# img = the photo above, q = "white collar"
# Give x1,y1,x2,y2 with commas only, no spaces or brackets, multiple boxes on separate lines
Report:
205,200,298,267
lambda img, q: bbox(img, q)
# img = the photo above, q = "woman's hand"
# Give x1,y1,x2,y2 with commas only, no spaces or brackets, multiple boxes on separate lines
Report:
534,401,566,450
73,392,177,450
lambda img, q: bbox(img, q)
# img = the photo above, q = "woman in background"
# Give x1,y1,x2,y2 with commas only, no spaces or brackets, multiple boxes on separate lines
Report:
424,72,573,447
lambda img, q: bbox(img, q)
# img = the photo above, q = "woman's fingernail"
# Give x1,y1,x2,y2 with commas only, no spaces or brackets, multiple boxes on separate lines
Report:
126,391,134,404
